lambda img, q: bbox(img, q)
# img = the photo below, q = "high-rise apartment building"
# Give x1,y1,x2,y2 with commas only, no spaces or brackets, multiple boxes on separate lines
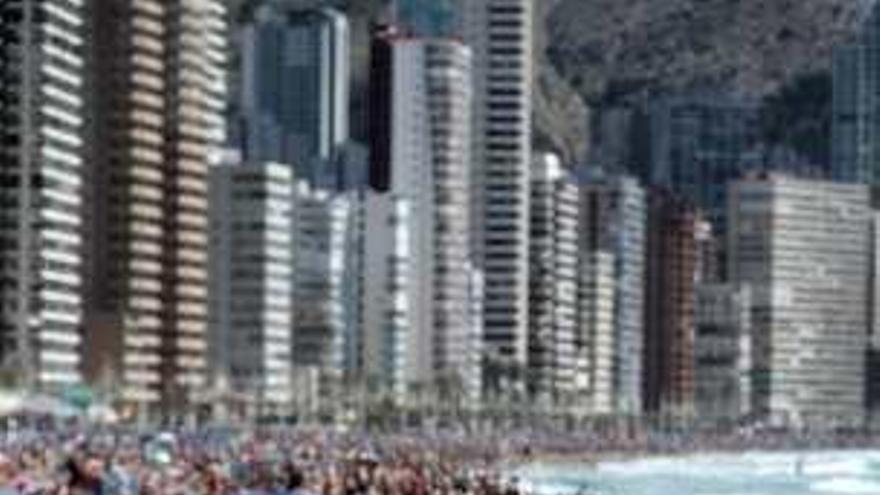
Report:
644,95,763,224
237,4,349,185
291,182,352,377
588,103,650,174
356,192,412,397
367,28,477,399
832,44,863,183
208,159,295,410
729,175,870,425
0,0,87,389
643,190,701,416
355,192,485,402
336,190,364,379
464,263,485,402
696,221,724,283
694,284,753,421
577,251,616,414
528,153,579,402
867,212,880,418
461,0,534,396
85,0,227,414
832,4,880,184
578,173,647,414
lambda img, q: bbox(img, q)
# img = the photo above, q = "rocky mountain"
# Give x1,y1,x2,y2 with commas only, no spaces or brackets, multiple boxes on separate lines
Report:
545,0,875,165
547,0,870,104
534,0,590,164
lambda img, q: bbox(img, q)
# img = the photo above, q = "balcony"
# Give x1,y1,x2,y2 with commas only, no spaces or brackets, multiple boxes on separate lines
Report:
131,0,164,18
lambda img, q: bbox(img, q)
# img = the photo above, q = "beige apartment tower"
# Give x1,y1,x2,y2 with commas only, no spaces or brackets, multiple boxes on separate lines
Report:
85,0,227,416
461,0,534,396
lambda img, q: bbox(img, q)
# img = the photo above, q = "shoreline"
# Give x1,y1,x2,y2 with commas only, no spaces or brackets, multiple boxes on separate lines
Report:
506,444,880,473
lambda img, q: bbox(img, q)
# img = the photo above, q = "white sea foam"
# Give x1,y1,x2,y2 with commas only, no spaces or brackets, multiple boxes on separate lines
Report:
810,477,880,494
520,450,880,495
523,481,586,495
802,458,871,477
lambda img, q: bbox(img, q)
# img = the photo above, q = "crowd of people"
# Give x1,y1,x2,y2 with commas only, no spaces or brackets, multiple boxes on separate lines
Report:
0,427,528,495
1,422,880,495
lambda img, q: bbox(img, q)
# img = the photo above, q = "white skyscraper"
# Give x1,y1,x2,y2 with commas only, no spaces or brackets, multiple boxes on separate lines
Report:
356,192,412,397
366,30,477,399
209,159,295,410
578,251,617,414
578,173,647,414
465,263,486,401
528,153,579,402
291,182,352,378
729,175,870,426
461,0,534,391
0,0,87,388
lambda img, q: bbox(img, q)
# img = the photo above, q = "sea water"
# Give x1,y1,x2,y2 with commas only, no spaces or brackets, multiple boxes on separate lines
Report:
516,450,880,495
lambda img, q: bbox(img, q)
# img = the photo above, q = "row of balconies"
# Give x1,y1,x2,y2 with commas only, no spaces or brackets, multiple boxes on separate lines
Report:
131,33,162,56
131,13,164,38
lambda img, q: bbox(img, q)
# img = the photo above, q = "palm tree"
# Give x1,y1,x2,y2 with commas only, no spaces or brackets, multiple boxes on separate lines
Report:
0,353,24,391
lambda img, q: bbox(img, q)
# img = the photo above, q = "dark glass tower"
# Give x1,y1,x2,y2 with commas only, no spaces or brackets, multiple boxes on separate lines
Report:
395,0,457,37
832,4,880,185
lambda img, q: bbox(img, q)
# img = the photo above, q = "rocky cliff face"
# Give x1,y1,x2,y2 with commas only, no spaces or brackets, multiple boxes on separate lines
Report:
546,0,870,103
534,0,590,164
544,0,875,166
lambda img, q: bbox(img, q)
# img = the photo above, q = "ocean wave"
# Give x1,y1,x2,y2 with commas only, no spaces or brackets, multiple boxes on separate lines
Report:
810,477,880,494
802,459,873,478
519,450,880,495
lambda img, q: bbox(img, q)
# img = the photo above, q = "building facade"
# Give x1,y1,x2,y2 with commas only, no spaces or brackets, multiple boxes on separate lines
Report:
578,173,647,414
729,175,871,425
208,159,295,410
366,30,477,400
291,183,352,378
85,0,227,413
643,190,701,416
832,44,863,183
0,0,87,389
869,213,880,419
644,95,763,224
464,263,485,402
356,192,412,398
832,3,880,184
577,251,617,414
694,284,753,422
238,5,349,185
461,0,534,393
528,153,579,403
